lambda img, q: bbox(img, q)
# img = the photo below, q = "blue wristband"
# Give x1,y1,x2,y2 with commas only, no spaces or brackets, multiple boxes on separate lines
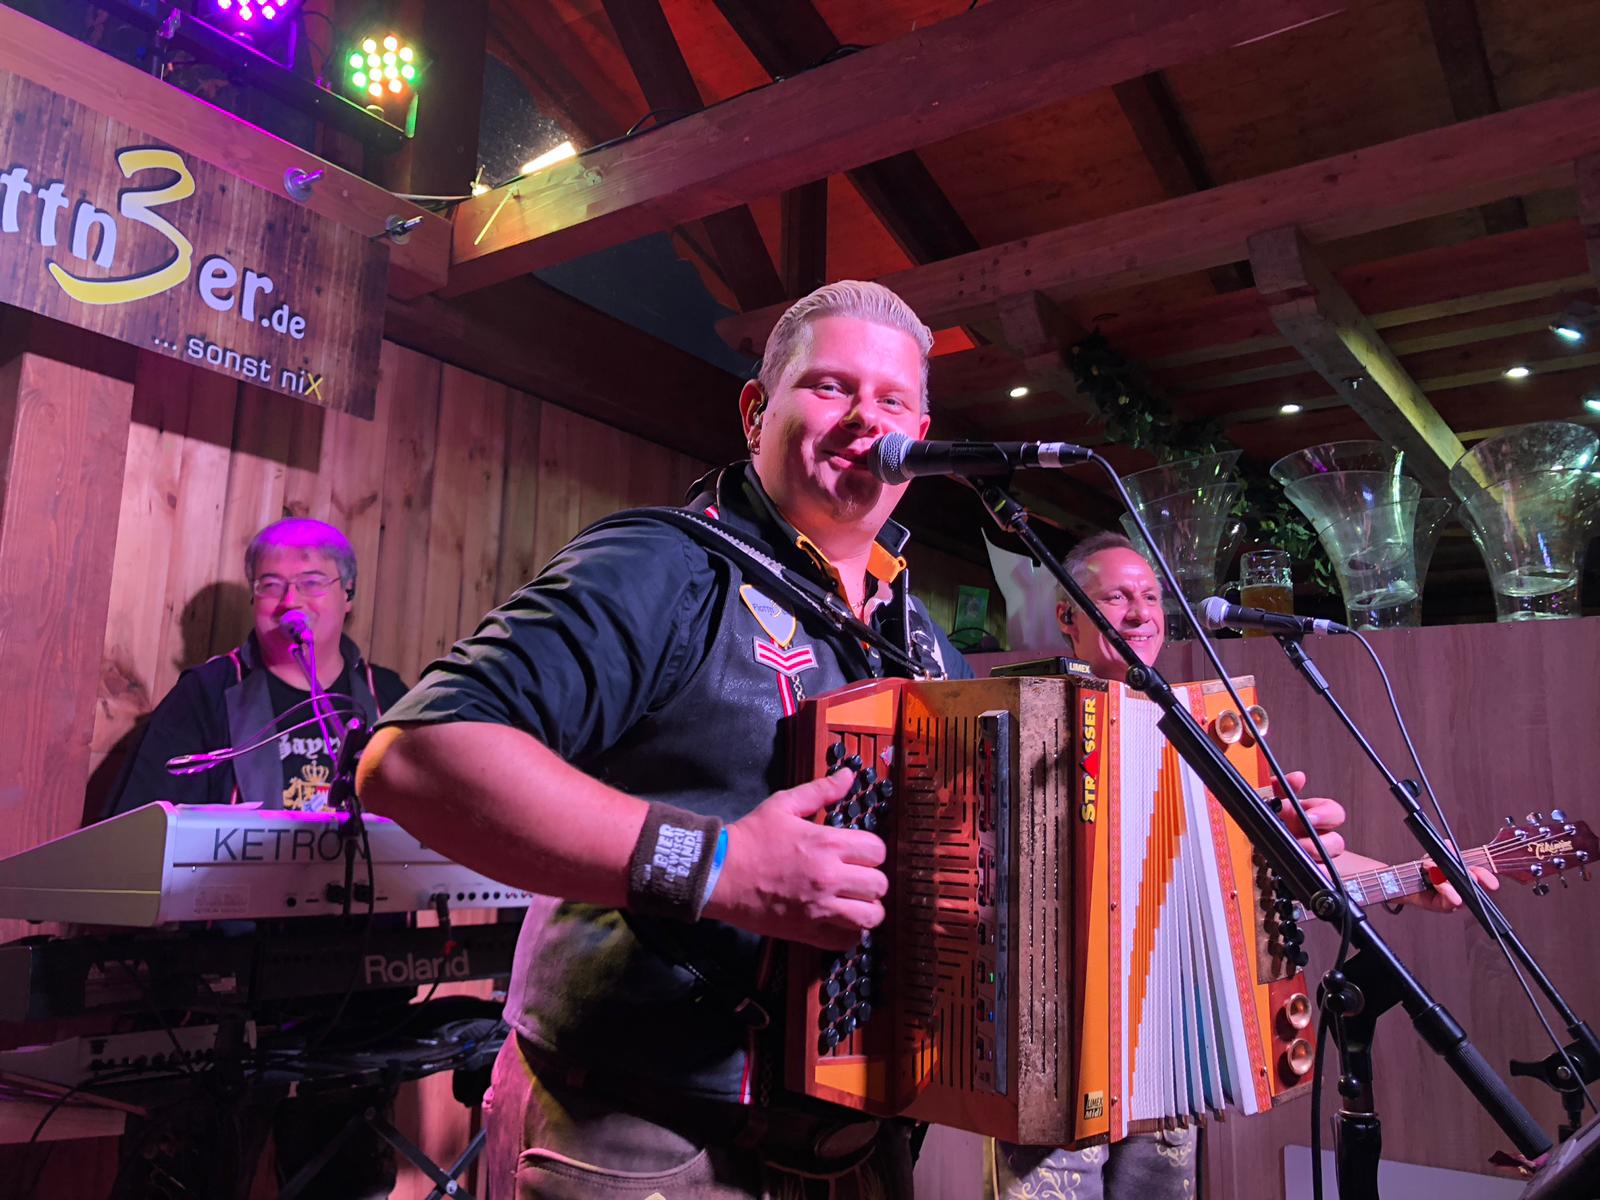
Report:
696,827,730,916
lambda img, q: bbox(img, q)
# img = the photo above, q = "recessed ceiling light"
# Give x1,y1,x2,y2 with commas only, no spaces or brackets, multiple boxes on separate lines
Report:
1584,395,1600,415
1552,323,1586,344
1503,365,1532,380
1279,403,1303,415
1008,385,1030,399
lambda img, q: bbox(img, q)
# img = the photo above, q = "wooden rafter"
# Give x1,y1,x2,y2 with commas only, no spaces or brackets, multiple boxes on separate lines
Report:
491,2,635,142
444,0,1342,297
598,0,784,310
711,0,981,265
992,293,1095,418
1577,155,1600,290
1248,227,1465,494
381,0,488,198
1112,73,1252,293
1422,0,1526,235
719,89,1600,350
781,181,828,300
384,280,743,465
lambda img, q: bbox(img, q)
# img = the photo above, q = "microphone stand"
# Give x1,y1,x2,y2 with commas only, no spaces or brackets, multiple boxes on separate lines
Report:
288,631,346,798
324,716,372,920
1272,634,1600,1147
967,474,1551,1195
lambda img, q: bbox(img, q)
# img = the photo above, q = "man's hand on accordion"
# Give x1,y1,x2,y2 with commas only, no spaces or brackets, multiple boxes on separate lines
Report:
1272,770,1500,913
703,768,889,951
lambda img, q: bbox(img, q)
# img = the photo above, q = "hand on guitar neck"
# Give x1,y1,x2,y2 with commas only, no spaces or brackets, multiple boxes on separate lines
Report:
1331,812,1595,914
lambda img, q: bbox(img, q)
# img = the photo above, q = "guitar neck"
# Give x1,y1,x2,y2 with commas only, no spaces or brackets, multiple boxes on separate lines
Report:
1339,845,1494,907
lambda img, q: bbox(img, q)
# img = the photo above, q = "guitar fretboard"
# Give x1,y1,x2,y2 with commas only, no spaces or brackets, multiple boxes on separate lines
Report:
1340,846,1493,906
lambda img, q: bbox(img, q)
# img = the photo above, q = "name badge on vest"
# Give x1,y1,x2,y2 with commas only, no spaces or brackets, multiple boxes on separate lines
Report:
742,584,818,681
740,584,797,648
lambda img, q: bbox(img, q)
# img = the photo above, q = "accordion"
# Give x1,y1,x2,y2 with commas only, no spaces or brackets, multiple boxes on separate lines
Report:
784,674,1312,1147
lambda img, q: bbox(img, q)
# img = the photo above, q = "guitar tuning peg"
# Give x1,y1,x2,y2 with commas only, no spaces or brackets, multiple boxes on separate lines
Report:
1582,867,1592,883
1559,875,1570,888
1551,808,1567,822
1505,815,1517,828
1534,882,1551,897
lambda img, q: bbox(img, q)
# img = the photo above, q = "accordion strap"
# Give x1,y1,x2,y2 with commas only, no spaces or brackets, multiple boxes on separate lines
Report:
586,506,940,681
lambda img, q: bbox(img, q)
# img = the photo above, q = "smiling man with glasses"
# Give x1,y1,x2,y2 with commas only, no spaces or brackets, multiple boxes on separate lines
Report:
105,517,409,817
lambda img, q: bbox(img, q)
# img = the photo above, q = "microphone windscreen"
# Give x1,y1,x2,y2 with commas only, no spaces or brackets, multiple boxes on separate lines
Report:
871,433,912,484
1198,596,1232,630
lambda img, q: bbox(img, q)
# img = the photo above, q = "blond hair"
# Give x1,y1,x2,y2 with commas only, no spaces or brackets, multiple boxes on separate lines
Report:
757,280,934,409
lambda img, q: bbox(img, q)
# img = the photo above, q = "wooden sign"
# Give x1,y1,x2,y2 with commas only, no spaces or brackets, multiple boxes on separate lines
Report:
0,69,387,417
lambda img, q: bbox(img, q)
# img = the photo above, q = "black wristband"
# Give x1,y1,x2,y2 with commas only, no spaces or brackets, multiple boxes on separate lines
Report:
627,803,724,922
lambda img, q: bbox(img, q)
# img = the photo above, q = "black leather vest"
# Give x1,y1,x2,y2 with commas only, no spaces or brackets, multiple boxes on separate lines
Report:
505,467,960,1103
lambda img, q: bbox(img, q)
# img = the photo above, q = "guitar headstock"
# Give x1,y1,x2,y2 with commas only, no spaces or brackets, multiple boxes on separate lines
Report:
1487,811,1597,894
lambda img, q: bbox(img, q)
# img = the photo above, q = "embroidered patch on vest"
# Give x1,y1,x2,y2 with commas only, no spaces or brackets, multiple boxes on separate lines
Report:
753,639,817,678
739,583,797,648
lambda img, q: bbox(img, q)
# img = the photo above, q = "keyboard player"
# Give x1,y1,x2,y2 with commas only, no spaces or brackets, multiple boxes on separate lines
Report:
98,516,409,1200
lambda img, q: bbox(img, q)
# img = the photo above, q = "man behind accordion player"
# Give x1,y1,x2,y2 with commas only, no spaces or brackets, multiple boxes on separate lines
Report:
984,531,1498,1200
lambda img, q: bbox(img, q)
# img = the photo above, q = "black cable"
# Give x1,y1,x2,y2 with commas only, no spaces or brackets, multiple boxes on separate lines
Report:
298,819,377,1056
1353,631,1598,1118
1075,455,1354,1200
13,1066,192,1200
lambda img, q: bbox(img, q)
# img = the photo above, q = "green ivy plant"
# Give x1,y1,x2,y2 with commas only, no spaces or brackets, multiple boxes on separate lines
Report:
1069,331,1337,595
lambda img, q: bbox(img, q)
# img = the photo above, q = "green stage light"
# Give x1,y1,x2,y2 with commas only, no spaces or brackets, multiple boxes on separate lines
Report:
347,32,420,104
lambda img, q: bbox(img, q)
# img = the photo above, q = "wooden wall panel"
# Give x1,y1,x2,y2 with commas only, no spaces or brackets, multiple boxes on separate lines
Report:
0,353,134,943
496,394,545,597
369,342,444,682
96,356,237,788
316,380,394,654
1162,621,1600,1193
210,387,295,653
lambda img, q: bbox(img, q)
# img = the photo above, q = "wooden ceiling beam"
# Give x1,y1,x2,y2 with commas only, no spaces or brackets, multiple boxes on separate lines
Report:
1120,219,1587,367
384,280,744,465
711,0,981,264
1422,0,1526,236
1112,72,1253,293
720,88,1600,350
597,0,785,310
1248,227,1465,495
490,5,627,144
1577,155,1600,290
446,0,1342,297
782,181,829,300
993,293,1097,418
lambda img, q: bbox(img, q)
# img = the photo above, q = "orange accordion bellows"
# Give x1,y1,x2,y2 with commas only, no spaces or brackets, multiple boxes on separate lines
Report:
785,674,1313,1147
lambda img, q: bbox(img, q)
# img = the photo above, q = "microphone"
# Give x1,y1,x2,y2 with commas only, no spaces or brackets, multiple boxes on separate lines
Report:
870,433,1093,484
279,608,313,646
165,751,221,775
1199,596,1350,638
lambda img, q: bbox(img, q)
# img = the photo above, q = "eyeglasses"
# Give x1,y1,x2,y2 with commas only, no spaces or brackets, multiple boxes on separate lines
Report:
252,573,340,600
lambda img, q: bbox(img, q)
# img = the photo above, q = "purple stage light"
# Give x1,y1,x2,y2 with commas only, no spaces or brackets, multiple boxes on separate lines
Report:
211,0,300,30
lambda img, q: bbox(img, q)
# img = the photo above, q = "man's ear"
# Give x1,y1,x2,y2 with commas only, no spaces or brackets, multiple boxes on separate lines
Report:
739,380,766,451
1056,599,1075,646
